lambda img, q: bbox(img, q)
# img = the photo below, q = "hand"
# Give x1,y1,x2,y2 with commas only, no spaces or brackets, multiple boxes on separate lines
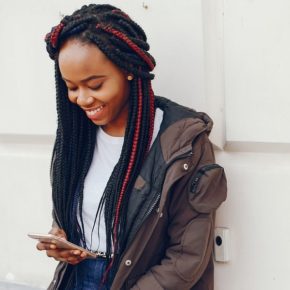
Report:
36,227,88,265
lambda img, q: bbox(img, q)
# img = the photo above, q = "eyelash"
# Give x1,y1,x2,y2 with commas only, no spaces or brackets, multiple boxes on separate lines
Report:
67,84,102,92
68,87,77,92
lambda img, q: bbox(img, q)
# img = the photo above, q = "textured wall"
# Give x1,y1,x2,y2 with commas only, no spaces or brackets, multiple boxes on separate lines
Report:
1,0,289,289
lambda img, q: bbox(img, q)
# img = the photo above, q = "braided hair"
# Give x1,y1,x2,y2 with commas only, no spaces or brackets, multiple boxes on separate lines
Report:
45,4,156,279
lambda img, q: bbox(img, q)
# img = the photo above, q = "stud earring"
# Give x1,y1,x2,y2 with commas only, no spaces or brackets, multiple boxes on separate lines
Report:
127,74,134,81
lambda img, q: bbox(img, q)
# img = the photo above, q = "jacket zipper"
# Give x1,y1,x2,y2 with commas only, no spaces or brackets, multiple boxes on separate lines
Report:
122,149,193,254
190,163,222,193
142,149,193,222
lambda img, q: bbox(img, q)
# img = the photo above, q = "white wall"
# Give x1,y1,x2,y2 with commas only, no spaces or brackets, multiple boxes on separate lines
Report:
0,140,54,288
215,150,290,290
0,0,207,135
1,0,290,289
224,0,290,143
215,0,290,289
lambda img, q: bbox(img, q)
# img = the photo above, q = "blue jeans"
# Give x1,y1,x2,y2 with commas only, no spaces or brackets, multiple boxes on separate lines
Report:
72,258,112,290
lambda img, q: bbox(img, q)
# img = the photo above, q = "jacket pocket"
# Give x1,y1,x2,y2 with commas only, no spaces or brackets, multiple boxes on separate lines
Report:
175,217,212,282
188,164,227,213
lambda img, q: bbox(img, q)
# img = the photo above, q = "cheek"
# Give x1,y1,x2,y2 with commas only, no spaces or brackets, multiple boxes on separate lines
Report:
104,83,119,98
106,78,128,99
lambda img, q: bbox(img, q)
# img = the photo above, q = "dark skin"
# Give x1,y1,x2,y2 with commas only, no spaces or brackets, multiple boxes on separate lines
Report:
37,39,131,264
60,39,130,137
36,227,88,265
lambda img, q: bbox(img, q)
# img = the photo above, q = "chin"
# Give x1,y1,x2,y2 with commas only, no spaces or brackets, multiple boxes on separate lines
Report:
91,120,106,126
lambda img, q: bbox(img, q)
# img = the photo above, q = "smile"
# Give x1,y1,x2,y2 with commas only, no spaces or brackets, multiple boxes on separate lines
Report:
86,105,104,116
85,105,105,120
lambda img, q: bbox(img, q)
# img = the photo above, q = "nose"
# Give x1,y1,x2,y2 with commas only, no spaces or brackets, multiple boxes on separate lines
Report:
76,89,94,107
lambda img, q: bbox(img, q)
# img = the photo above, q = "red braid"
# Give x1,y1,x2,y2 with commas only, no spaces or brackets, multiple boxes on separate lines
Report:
102,78,143,282
112,9,131,20
50,23,65,48
96,24,155,71
113,78,143,243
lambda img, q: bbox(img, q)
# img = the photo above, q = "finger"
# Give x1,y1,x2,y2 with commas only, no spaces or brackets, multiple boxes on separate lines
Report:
36,242,44,251
45,248,85,263
80,251,88,258
37,242,55,251
46,250,56,258
67,255,87,265
46,249,69,259
67,256,81,263
71,250,81,256
58,249,81,259
69,250,87,258
67,259,81,265
49,251,86,264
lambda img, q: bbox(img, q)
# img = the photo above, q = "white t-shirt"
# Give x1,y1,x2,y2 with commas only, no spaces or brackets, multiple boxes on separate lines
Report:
79,108,163,251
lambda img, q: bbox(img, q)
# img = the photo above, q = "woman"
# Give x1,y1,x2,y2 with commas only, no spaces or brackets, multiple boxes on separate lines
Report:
37,4,227,290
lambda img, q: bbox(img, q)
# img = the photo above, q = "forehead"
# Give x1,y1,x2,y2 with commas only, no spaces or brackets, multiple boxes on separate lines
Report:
58,39,110,79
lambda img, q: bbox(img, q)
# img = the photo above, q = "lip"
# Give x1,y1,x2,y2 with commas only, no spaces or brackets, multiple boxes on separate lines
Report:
83,104,106,120
83,104,105,112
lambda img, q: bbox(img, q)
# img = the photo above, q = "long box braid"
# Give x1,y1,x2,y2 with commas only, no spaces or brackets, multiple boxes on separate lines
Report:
45,4,156,281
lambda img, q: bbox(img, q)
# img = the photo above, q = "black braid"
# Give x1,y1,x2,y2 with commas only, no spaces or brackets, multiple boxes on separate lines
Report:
45,4,156,279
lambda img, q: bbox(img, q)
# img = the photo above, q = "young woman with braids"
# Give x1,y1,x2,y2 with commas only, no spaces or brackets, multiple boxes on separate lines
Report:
36,4,227,290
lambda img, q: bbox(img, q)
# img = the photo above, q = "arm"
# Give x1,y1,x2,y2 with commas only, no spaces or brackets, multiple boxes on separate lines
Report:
132,135,227,290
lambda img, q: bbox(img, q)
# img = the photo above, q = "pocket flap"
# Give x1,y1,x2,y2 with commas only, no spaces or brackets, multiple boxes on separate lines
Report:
188,164,227,213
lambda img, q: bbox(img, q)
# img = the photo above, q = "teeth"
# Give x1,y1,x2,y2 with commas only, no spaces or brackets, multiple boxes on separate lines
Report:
96,106,103,112
87,106,103,116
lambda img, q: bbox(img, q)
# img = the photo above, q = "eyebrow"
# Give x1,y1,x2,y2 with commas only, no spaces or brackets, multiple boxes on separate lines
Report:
62,75,105,83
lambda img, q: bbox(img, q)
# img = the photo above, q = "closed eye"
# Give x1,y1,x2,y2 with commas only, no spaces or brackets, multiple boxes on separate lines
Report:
89,83,102,90
68,87,77,92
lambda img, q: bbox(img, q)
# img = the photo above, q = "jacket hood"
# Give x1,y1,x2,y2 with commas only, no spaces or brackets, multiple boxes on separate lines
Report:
155,96,213,164
155,96,213,135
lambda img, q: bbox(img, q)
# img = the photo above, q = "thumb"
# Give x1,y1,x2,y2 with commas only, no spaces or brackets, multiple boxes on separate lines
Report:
49,227,67,240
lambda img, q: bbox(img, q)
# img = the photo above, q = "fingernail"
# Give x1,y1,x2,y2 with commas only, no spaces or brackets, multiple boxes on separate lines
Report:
50,244,56,249
73,250,80,255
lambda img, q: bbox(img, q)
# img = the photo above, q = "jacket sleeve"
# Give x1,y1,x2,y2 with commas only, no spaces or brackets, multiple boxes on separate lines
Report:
131,134,227,290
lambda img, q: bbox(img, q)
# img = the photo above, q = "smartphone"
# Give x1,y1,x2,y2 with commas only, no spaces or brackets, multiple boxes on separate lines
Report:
28,233,97,259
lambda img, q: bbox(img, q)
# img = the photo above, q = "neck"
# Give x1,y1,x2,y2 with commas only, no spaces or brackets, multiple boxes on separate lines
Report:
101,125,126,137
101,102,129,137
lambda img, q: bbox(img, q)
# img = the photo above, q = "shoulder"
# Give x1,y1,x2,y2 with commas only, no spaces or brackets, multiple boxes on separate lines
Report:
155,96,214,162
155,97,227,213
155,96,213,138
